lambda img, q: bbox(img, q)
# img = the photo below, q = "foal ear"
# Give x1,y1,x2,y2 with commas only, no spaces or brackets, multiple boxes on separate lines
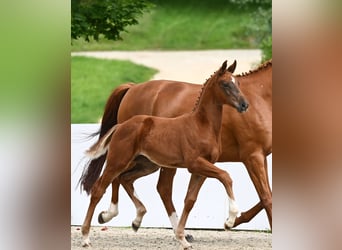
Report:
219,60,228,75
227,60,237,73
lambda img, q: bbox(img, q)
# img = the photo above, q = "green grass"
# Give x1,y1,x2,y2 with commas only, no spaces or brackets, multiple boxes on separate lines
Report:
71,0,267,123
71,0,255,51
71,56,158,123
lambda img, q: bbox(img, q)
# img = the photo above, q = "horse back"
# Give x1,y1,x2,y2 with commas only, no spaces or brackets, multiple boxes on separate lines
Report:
117,80,201,122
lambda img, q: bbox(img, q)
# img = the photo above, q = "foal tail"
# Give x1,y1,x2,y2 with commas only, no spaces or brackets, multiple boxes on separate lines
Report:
85,125,119,159
79,83,134,194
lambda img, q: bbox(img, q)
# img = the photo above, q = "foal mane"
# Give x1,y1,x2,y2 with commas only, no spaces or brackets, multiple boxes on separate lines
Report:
236,59,272,77
191,71,217,112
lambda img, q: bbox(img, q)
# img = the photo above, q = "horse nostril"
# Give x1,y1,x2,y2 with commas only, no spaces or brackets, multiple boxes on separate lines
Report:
241,102,249,111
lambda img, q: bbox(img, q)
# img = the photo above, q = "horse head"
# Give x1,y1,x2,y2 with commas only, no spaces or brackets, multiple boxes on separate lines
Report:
216,60,249,113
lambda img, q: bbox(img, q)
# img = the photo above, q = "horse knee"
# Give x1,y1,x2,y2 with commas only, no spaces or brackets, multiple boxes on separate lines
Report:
261,196,272,208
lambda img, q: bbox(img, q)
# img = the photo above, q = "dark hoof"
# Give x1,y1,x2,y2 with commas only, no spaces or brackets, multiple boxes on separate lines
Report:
98,212,105,224
224,223,232,231
132,222,139,232
82,242,92,248
185,234,194,243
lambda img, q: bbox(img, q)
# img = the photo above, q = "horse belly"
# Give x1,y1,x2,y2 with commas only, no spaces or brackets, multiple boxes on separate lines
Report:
140,126,186,168
139,149,184,169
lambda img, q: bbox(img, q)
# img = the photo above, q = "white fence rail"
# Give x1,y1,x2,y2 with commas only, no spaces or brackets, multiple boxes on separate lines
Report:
71,124,272,230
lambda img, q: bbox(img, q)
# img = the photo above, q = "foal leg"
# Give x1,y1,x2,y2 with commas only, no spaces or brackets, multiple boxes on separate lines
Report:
97,161,137,224
81,172,121,247
189,157,239,229
157,168,194,242
119,161,160,231
97,178,120,224
176,174,206,250
81,145,136,247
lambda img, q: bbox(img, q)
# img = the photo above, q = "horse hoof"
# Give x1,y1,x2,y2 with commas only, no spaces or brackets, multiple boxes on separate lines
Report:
185,234,194,243
98,212,105,224
184,246,193,250
132,222,140,232
224,217,236,230
82,241,92,248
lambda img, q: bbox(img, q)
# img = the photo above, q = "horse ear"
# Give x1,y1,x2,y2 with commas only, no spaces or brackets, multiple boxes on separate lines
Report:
219,60,228,75
227,60,237,73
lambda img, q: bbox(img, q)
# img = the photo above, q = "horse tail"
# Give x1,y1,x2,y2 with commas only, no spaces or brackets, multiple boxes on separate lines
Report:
85,125,119,159
99,83,134,137
79,83,134,194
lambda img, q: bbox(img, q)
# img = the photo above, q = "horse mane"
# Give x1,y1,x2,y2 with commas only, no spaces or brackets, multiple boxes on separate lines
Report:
192,59,272,112
192,72,216,112
236,59,272,77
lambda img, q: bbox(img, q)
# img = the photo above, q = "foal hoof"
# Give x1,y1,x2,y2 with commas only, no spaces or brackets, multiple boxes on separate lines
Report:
224,216,236,230
98,211,105,224
132,222,140,232
185,234,194,243
224,223,232,231
82,241,92,248
183,246,194,250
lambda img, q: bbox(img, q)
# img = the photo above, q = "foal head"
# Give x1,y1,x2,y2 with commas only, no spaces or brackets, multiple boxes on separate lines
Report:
213,60,249,113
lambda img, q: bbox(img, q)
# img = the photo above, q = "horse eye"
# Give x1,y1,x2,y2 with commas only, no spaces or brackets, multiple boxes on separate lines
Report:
222,82,229,88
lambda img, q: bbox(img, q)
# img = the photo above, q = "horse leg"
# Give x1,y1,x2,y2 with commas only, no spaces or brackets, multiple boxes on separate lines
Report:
233,201,263,227
118,161,160,231
97,160,140,224
176,174,206,250
156,168,194,242
242,152,272,229
81,146,136,247
188,157,239,230
81,171,121,247
97,161,138,224
97,178,120,224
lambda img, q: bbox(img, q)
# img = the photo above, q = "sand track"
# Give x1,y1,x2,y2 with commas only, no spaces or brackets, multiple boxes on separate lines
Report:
71,226,271,250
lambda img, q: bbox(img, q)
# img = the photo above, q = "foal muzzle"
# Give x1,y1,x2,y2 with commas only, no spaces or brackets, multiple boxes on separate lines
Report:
238,100,249,113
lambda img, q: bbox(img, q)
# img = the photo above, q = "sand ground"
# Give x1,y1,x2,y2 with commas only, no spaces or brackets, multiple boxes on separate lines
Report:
71,226,271,250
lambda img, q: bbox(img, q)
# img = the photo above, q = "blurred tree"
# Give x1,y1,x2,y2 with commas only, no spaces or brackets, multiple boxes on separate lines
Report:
229,0,272,61
71,0,153,41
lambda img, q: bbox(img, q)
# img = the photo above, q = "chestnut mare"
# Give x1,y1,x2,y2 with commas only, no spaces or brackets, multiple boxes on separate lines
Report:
80,59,272,236
80,61,248,249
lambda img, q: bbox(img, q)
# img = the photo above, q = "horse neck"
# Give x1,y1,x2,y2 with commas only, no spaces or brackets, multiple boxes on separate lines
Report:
238,65,272,104
192,79,223,136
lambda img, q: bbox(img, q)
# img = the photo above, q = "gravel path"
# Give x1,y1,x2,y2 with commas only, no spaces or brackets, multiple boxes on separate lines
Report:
71,50,261,84
71,226,271,250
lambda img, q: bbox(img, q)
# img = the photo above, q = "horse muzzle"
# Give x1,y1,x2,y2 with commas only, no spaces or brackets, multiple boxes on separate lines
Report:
237,100,249,113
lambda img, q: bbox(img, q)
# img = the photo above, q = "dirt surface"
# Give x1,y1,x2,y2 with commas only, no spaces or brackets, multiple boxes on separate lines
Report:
71,226,271,250
71,50,261,84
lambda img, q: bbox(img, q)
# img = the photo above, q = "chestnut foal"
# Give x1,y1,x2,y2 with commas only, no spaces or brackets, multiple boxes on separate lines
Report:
80,60,272,237
80,60,248,249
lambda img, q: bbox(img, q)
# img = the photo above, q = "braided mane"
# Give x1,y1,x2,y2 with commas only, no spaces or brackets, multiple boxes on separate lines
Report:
192,72,216,112
236,59,272,77
191,59,272,112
